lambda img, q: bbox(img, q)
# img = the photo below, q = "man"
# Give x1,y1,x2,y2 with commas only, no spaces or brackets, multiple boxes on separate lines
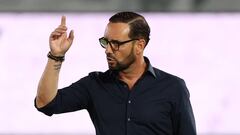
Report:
35,12,196,135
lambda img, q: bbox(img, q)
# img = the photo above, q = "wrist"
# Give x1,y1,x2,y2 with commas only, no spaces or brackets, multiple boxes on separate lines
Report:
47,51,65,62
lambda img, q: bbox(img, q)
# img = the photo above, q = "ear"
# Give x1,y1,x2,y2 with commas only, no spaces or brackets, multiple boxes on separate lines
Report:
135,39,146,55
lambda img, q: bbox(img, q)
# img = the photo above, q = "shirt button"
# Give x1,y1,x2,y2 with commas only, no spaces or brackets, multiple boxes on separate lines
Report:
128,100,131,104
123,84,128,88
127,118,131,122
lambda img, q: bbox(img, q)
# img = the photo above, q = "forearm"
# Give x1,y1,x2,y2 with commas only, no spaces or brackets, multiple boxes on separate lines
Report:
36,59,62,108
36,16,73,109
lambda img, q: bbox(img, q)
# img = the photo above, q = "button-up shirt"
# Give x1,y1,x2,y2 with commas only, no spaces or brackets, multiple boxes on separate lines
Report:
35,57,196,135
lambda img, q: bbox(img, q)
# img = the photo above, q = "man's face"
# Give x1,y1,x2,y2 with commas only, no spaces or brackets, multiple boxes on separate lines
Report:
104,22,137,71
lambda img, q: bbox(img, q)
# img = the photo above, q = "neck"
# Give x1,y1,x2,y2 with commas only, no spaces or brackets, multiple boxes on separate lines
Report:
118,57,146,85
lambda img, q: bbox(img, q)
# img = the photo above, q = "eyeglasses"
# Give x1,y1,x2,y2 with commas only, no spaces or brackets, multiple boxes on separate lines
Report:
99,37,138,51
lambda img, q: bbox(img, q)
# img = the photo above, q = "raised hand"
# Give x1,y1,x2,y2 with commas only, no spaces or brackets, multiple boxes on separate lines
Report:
49,16,74,56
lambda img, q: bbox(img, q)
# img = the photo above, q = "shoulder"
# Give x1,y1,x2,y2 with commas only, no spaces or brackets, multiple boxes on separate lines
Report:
88,70,111,78
153,67,183,82
153,67,190,97
84,70,114,83
69,70,110,88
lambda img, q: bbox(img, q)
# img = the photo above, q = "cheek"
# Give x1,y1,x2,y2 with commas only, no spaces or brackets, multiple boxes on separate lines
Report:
113,48,124,56
114,52,125,63
113,43,136,61
115,48,133,61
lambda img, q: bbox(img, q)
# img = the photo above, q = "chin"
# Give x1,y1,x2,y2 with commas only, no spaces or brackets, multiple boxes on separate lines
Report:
109,66,116,70
108,65,119,71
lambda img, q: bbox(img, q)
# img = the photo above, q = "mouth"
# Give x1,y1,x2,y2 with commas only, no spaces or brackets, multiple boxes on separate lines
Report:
106,56,116,63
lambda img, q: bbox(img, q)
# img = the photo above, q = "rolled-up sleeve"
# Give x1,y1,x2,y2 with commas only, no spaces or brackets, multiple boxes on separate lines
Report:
34,76,91,116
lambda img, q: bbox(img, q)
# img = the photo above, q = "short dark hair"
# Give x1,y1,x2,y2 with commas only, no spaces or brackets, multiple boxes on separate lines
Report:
109,12,150,46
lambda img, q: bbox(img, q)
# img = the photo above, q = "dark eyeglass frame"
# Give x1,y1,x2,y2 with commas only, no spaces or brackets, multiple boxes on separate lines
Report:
99,37,139,51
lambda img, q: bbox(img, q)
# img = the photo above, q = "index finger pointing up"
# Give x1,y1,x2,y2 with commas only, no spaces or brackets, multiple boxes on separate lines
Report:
61,16,66,26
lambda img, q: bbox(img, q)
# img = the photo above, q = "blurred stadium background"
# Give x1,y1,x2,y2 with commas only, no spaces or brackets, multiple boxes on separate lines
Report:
1,0,240,135
1,0,240,12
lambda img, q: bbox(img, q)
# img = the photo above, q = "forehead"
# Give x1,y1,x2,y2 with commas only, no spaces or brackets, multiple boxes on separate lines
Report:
104,22,130,40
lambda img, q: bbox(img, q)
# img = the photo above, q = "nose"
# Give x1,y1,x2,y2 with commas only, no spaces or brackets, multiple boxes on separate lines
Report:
105,44,113,54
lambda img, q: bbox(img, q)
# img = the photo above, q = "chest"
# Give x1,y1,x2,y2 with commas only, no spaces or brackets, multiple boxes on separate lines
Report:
90,82,176,125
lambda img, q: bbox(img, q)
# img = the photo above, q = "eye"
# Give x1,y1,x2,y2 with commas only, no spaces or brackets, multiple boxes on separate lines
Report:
101,39,108,45
110,40,121,46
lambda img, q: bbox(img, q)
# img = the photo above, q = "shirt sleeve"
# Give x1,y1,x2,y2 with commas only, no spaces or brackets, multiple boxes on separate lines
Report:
173,80,197,135
34,76,91,116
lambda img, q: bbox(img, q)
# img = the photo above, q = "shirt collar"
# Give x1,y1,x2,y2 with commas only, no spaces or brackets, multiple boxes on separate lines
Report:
144,56,157,78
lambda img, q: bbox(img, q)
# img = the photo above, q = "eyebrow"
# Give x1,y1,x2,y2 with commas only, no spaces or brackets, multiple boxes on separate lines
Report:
104,37,129,43
110,39,121,42
104,37,121,42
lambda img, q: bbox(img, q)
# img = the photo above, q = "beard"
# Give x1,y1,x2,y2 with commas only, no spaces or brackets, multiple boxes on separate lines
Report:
107,47,136,71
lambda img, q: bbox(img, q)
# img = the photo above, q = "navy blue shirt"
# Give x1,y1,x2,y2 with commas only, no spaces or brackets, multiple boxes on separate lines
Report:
35,57,196,135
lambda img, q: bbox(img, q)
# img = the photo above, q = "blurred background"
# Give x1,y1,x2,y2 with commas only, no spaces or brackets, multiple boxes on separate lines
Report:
0,0,240,135
1,0,240,12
